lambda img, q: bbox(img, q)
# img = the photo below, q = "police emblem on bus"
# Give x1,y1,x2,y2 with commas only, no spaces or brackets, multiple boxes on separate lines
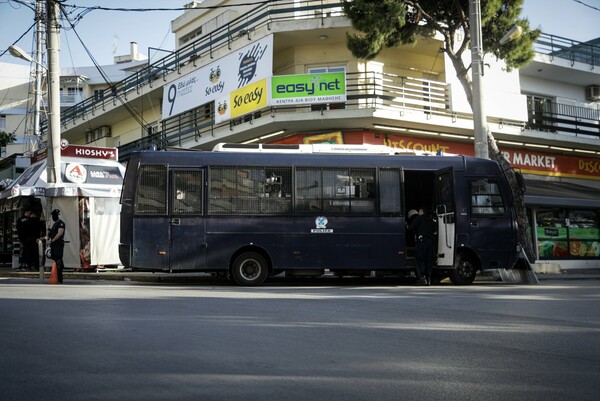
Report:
311,216,333,233
315,216,327,228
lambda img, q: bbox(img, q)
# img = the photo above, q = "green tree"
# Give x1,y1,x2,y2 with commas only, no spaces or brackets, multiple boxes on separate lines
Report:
0,131,16,148
342,0,539,263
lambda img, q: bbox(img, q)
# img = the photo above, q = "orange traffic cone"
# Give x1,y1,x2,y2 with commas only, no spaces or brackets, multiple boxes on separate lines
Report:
48,261,59,284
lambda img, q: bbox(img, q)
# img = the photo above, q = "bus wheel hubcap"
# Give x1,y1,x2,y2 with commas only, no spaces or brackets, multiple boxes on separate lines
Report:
241,259,260,280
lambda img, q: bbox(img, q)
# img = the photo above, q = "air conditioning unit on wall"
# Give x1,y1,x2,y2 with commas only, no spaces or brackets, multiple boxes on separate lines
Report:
586,85,600,101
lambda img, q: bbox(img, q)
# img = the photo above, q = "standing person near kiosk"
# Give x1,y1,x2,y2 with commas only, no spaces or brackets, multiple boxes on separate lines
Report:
48,209,66,283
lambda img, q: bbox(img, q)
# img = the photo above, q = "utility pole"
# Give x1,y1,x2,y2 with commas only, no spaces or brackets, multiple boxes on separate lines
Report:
469,0,489,159
32,0,44,139
46,0,61,183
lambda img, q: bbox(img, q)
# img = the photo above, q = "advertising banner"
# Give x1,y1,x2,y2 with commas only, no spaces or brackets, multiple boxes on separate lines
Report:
270,72,346,105
215,78,268,123
161,35,273,118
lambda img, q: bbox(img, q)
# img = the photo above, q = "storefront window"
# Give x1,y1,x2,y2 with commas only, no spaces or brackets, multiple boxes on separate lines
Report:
536,208,600,259
568,210,600,258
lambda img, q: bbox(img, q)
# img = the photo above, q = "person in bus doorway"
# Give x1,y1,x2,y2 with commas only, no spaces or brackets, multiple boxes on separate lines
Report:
407,206,437,286
47,209,66,283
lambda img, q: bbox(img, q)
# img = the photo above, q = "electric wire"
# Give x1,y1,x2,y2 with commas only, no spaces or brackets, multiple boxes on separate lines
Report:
57,3,151,133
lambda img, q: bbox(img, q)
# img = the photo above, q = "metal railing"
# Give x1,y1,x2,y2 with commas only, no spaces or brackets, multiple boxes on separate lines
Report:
117,71,497,161
534,32,599,67
54,0,344,130
526,100,600,137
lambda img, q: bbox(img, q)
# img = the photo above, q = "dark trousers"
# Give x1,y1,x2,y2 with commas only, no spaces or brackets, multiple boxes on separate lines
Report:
23,240,39,270
415,237,434,279
51,244,64,283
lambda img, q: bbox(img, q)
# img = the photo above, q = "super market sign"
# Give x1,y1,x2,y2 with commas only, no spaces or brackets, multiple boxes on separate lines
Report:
271,72,346,105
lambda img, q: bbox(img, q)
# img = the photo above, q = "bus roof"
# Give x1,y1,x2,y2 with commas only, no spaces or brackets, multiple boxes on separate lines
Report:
212,142,418,155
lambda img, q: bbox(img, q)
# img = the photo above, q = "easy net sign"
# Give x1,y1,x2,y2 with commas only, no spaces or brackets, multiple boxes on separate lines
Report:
271,72,346,105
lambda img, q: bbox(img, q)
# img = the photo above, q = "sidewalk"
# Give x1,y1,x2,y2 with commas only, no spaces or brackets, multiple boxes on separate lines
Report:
1,266,600,283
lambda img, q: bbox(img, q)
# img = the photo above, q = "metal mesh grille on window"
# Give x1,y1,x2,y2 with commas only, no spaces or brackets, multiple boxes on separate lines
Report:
135,165,167,215
209,166,291,215
379,169,401,215
296,168,322,213
173,171,203,215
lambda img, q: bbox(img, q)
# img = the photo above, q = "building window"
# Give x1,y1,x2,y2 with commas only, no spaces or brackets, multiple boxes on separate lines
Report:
93,89,105,102
0,115,6,130
85,126,111,143
526,94,555,133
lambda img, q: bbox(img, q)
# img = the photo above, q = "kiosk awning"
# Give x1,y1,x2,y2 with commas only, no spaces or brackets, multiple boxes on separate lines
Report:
524,180,600,208
0,157,125,199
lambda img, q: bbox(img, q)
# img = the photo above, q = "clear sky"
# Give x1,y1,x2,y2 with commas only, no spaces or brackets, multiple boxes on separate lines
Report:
1,0,599,68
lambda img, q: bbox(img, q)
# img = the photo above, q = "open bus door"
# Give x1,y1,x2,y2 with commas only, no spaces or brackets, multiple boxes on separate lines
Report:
168,169,206,271
434,168,455,267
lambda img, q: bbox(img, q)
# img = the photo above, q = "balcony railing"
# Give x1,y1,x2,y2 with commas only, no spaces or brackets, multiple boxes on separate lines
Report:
526,100,600,137
534,33,599,67
53,0,344,131
117,71,520,161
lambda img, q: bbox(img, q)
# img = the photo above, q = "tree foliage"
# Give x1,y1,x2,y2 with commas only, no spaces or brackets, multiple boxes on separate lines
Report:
0,131,16,148
343,0,539,73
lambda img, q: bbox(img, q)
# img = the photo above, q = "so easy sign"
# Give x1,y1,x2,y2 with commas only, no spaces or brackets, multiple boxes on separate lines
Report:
215,79,268,123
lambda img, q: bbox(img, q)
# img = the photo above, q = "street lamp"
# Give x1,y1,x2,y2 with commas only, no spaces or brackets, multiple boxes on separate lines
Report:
9,45,45,141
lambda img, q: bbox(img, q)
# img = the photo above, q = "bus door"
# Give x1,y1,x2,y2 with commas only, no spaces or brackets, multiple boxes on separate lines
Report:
434,168,456,267
169,169,206,270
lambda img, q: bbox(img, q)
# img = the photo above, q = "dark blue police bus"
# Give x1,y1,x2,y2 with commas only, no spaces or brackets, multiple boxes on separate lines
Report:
119,143,521,285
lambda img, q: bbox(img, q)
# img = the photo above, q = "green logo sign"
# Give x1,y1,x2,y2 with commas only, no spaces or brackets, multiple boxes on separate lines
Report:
271,72,346,105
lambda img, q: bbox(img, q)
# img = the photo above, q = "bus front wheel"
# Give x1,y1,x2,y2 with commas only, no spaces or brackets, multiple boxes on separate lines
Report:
449,253,478,285
232,252,269,286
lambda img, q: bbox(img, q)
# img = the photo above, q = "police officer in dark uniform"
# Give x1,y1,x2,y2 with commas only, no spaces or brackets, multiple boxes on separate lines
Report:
48,209,66,283
407,206,437,285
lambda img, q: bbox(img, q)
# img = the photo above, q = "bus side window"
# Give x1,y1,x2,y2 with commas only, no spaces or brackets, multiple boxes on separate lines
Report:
135,165,168,215
173,170,203,215
349,168,376,214
379,169,401,215
470,179,505,216
296,168,323,213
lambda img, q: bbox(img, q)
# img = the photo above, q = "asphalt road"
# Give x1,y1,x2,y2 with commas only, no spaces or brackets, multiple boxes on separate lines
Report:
1,278,599,401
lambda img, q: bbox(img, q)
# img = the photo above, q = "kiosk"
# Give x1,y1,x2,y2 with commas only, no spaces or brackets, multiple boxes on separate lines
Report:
0,144,125,270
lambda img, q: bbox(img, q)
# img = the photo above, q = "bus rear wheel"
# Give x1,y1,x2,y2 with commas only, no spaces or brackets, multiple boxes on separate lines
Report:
449,253,477,285
232,252,269,286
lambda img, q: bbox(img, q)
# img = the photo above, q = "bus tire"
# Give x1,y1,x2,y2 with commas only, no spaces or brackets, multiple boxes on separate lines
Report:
449,253,477,285
231,252,269,286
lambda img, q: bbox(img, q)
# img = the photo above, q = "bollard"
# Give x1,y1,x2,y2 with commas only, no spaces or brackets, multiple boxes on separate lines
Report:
38,239,44,283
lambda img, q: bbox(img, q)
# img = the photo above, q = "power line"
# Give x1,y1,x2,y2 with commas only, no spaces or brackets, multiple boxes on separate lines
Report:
60,1,272,13
59,3,151,131
572,0,600,13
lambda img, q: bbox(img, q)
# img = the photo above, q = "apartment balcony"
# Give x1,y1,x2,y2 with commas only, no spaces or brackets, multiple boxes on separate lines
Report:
117,70,527,161
60,92,86,109
526,99,600,138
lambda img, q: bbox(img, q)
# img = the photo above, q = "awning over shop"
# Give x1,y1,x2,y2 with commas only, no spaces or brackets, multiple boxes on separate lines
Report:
524,180,600,208
0,157,125,199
